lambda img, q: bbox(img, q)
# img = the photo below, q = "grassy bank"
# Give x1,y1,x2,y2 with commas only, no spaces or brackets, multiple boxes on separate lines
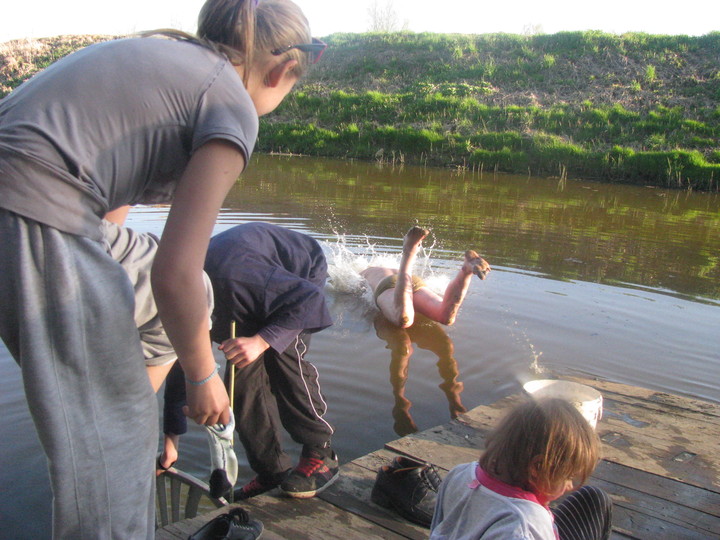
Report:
268,32,720,191
2,31,719,190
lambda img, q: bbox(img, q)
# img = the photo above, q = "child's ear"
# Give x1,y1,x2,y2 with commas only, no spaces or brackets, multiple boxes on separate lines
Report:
266,59,299,88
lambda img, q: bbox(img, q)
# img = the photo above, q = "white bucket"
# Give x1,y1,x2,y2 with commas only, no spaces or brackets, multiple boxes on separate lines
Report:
523,379,603,429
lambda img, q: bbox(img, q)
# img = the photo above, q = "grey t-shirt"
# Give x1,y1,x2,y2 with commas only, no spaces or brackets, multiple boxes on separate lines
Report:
0,37,258,240
101,219,214,367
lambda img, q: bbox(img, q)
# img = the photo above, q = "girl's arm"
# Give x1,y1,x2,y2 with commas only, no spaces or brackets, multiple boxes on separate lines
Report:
152,139,245,427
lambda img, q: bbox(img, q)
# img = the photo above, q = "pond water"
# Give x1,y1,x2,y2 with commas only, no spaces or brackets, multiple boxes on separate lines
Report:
1,154,718,537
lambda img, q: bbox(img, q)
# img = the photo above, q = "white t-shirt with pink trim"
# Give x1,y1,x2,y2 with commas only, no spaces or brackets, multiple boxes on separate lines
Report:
430,462,557,540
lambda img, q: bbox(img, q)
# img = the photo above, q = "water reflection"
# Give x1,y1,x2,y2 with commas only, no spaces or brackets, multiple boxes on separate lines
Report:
373,313,466,436
232,154,719,301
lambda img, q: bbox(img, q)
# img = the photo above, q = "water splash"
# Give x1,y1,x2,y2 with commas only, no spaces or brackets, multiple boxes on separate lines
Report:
322,233,375,297
504,315,546,376
528,341,545,375
322,232,451,305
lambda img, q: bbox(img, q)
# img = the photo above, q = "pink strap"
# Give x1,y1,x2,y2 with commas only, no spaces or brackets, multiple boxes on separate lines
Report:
472,465,544,505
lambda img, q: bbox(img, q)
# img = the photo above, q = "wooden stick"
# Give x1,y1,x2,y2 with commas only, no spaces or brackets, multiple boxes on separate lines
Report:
229,321,236,504
229,321,236,411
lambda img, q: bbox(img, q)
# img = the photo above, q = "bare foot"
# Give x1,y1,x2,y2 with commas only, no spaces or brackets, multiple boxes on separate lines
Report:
463,250,491,280
156,434,180,475
403,226,429,254
156,452,176,476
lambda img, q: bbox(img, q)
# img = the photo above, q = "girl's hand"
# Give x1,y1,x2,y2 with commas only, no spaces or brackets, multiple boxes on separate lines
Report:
183,374,230,426
220,335,270,368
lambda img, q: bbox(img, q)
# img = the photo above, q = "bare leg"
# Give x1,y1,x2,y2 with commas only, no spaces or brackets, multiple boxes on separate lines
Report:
414,250,490,325
392,226,429,327
361,227,429,327
146,362,175,393
439,250,490,325
146,361,181,474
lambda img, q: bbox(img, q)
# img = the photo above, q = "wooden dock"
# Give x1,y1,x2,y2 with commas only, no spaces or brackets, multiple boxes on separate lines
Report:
156,376,720,539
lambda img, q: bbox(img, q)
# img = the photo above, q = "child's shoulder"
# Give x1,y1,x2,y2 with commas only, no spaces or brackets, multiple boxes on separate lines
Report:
450,461,477,473
444,461,478,485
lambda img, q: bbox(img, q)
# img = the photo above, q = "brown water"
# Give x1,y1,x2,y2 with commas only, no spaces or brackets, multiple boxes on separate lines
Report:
1,154,718,537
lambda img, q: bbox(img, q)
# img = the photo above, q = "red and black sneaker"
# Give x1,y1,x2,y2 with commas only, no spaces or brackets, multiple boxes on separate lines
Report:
232,469,291,500
279,448,339,498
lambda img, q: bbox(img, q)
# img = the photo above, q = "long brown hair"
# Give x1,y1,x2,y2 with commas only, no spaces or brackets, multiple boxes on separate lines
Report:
479,398,599,494
144,0,313,84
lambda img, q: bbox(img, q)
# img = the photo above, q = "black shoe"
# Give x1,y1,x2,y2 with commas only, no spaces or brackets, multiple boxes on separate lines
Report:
279,447,340,498
232,470,292,500
370,456,441,528
187,507,263,540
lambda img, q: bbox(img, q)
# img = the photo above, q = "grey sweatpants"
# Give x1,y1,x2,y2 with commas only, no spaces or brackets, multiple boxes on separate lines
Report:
0,209,157,539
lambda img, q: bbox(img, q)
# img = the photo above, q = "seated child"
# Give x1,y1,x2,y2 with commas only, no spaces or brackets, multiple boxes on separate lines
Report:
430,397,613,540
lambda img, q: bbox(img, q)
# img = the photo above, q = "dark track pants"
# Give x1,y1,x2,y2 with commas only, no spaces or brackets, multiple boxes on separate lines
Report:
226,332,333,478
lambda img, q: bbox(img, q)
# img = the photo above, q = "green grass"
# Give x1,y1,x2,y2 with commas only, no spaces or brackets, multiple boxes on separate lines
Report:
265,31,720,190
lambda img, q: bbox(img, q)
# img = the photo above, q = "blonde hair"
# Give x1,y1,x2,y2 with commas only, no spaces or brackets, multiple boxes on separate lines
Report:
145,0,313,84
479,398,599,494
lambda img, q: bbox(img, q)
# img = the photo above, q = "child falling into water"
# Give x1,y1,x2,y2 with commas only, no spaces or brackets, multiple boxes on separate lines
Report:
430,398,613,540
361,226,491,328
0,0,323,536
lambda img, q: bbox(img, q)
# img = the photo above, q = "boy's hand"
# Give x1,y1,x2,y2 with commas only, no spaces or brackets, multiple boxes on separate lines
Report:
220,335,270,368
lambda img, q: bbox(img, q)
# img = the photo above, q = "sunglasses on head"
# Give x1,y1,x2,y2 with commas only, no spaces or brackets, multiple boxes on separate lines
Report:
271,37,327,64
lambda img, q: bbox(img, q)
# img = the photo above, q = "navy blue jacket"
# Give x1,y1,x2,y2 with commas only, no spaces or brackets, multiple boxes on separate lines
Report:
205,222,332,351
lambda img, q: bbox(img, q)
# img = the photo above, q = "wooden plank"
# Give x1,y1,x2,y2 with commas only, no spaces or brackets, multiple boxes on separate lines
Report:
348,448,403,473
588,473,720,537
565,376,720,421
155,525,185,540
157,496,408,540
156,507,291,540
240,495,414,540
383,419,484,471
158,450,428,540
156,512,213,540
610,529,639,539
157,380,720,540
597,428,718,493
607,503,712,540
598,397,720,449
462,376,720,433
593,460,720,519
